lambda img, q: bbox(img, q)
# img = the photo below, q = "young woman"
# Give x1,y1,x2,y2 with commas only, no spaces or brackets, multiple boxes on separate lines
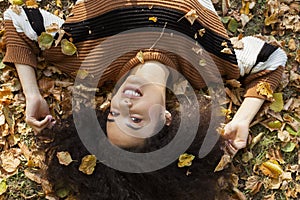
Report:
3,0,287,152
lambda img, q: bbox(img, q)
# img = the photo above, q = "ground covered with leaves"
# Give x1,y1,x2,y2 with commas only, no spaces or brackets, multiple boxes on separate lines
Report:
0,0,299,199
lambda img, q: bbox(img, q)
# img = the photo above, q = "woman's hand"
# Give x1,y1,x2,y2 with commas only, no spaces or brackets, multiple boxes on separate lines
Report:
221,97,265,154
222,120,249,154
15,63,55,133
25,95,56,134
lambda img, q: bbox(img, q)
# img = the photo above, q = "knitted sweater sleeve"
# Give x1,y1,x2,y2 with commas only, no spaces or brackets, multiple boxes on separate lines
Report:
234,36,287,99
2,7,64,68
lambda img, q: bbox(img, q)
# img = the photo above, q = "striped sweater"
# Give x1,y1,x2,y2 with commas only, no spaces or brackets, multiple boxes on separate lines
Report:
3,0,287,99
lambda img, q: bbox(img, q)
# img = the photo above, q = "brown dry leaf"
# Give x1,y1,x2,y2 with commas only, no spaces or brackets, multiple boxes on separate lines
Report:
225,87,240,106
260,160,283,179
0,149,21,173
79,155,97,175
245,176,263,195
24,169,43,184
226,79,241,88
220,47,233,54
178,153,195,168
288,38,297,51
232,187,247,200
56,151,73,166
256,82,273,99
184,9,198,25
214,154,231,172
10,5,21,15
294,49,300,63
136,51,144,64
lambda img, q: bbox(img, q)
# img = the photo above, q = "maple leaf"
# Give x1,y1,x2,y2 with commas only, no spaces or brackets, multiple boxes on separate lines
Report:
256,82,273,99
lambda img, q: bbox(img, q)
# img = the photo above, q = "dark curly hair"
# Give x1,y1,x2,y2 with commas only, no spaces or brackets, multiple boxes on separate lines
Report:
42,93,228,200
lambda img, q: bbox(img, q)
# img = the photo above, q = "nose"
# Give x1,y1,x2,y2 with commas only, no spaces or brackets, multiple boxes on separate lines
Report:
120,98,133,108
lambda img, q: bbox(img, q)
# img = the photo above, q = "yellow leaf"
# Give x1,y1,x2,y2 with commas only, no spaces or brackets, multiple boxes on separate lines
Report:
56,0,62,8
79,155,97,175
61,39,77,56
178,153,195,168
256,82,273,99
9,0,24,6
148,16,157,22
260,160,283,178
0,179,7,196
198,28,206,37
136,51,144,64
269,93,283,112
57,152,73,166
265,13,278,26
74,69,89,80
184,9,198,25
199,59,207,67
288,38,297,51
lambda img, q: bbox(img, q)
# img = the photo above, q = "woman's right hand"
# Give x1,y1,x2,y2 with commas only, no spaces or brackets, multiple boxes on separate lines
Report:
25,94,56,134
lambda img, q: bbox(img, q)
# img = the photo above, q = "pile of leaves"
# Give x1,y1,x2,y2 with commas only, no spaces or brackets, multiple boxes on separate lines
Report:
0,0,298,199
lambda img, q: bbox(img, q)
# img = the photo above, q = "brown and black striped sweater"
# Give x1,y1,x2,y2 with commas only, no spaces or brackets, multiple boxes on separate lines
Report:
3,0,287,99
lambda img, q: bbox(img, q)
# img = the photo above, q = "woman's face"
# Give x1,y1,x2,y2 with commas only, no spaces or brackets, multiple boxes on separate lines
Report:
106,74,166,148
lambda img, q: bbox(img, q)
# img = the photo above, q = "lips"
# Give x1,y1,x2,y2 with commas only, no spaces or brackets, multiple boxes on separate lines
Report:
123,88,143,98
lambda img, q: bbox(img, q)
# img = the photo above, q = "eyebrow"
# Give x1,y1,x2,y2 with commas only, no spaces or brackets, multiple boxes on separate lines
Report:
107,118,115,122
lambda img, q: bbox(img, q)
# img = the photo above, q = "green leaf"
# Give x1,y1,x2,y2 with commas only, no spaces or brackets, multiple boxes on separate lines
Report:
38,32,54,50
228,18,239,33
221,16,231,24
0,179,7,195
270,93,284,112
56,187,70,198
0,62,6,70
267,120,282,129
281,142,296,153
286,125,300,136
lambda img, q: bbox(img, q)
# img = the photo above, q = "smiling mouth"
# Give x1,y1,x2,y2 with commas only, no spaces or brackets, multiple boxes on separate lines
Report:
123,88,143,97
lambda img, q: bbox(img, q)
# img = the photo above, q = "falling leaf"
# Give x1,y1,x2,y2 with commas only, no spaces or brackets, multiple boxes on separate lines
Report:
0,179,7,195
214,154,231,172
256,82,273,99
260,160,283,178
79,155,97,175
178,153,195,168
61,39,77,56
269,93,283,112
57,152,73,166
184,10,198,25
173,80,189,95
38,32,54,50
281,142,296,153
221,47,233,54
136,51,144,64
198,28,206,37
148,16,157,22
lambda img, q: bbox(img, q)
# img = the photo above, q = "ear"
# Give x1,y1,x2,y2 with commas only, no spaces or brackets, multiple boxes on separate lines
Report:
165,110,172,126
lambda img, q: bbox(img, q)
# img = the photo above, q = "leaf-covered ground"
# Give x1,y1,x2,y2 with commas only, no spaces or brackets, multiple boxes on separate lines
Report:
0,0,299,199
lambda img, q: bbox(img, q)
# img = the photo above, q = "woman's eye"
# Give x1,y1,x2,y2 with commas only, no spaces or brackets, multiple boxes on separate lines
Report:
131,117,142,123
109,111,119,117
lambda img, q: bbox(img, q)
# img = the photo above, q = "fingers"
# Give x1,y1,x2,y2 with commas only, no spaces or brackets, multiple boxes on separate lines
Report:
26,115,55,134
